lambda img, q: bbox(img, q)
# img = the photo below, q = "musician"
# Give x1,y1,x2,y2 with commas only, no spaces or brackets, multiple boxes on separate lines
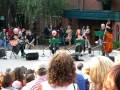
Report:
49,30,60,54
10,28,26,57
102,21,113,56
26,31,35,49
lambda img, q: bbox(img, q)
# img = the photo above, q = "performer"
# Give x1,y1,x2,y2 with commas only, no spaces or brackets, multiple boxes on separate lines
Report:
75,28,85,56
9,28,26,57
102,21,113,56
83,26,91,54
49,30,60,54
66,25,72,46
26,31,35,49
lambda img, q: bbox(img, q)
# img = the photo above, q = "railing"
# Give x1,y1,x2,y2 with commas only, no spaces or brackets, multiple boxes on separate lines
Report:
64,9,120,21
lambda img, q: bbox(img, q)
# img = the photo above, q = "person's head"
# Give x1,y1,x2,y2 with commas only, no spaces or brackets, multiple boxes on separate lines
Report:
103,65,120,90
26,74,35,83
83,56,114,90
67,25,71,29
13,67,24,81
2,73,12,88
34,63,47,76
12,80,22,90
77,63,83,70
48,50,76,87
101,23,106,30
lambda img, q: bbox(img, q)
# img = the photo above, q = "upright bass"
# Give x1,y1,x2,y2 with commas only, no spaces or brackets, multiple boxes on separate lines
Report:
103,24,113,55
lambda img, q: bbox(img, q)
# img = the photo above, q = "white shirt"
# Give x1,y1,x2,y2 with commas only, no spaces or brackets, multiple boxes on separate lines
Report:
42,81,78,90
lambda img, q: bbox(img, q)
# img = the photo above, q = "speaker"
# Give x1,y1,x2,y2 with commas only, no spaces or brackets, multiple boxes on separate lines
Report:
0,48,6,58
26,52,39,60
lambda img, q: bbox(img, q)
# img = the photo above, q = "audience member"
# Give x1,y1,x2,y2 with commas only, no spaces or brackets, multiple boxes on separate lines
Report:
12,67,26,86
103,64,120,90
12,80,22,90
1,73,13,90
83,56,114,90
42,50,79,90
76,63,89,90
22,63,47,90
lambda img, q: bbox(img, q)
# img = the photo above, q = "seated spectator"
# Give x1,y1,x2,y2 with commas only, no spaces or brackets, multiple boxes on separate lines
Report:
83,56,114,90
22,63,47,90
41,50,79,90
1,73,13,90
12,80,22,90
103,64,120,90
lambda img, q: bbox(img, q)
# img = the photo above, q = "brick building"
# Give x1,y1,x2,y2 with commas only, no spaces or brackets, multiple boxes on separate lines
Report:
63,0,120,42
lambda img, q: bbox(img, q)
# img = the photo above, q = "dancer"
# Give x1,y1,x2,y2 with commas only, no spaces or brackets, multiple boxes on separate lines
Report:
49,30,60,54
66,25,72,46
75,28,85,56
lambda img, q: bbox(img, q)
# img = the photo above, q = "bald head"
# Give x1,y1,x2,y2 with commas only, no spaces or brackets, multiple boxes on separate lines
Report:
101,23,106,30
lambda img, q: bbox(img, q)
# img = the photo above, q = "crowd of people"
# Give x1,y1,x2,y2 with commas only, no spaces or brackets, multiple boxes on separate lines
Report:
0,50,120,90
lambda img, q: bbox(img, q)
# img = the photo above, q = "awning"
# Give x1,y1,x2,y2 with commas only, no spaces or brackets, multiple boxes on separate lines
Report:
63,9,120,21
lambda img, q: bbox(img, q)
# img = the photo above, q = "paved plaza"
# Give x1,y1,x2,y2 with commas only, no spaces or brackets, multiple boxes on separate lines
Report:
0,46,120,72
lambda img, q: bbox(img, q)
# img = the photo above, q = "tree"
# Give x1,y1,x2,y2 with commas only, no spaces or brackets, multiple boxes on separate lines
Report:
41,0,68,25
17,0,42,29
17,0,68,29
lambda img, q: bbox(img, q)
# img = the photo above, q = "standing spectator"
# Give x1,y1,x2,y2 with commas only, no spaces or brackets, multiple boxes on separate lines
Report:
0,29,6,48
41,50,79,90
43,26,50,38
103,64,120,90
83,56,114,90
76,63,87,90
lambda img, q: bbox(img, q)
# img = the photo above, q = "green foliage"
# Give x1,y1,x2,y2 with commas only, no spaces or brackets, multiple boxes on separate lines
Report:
16,0,68,29
17,0,42,28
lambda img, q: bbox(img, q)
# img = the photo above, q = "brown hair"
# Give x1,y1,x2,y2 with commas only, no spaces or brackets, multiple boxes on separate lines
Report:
2,73,12,88
103,64,120,90
48,50,76,87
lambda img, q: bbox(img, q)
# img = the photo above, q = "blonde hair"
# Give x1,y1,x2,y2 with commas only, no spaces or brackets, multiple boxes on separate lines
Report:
83,56,114,90
103,65,120,90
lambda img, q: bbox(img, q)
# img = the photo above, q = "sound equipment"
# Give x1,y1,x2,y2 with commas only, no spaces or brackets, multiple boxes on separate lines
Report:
0,48,6,58
26,52,39,60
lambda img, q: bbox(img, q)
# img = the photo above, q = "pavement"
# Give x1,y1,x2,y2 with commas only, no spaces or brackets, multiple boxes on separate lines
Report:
0,45,120,72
